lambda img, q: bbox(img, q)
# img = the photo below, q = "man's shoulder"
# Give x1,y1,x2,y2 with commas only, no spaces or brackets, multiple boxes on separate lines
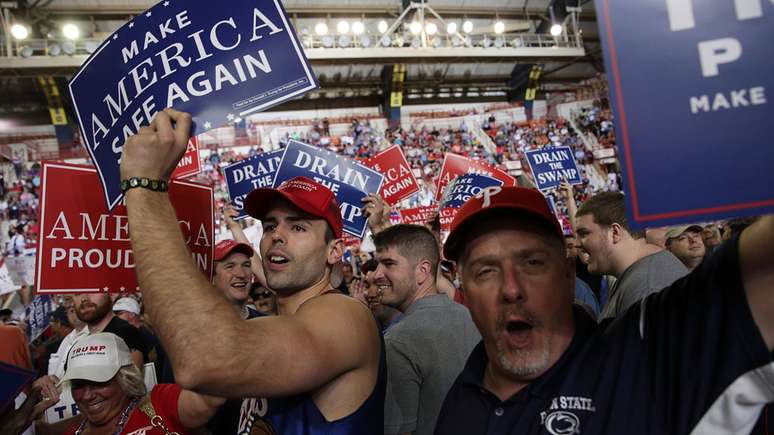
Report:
386,297,475,339
104,316,146,344
622,250,687,289
297,293,379,337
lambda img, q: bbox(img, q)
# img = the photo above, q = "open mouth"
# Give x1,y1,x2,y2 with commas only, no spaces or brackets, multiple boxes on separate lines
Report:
504,319,534,347
268,255,289,265
506,320,533,333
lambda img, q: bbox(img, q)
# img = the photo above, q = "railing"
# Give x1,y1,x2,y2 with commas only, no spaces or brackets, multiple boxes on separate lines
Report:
2,30,583,62
301,32,583,50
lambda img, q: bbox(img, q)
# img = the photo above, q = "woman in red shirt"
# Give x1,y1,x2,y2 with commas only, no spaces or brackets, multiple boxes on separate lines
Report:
59,333,223,435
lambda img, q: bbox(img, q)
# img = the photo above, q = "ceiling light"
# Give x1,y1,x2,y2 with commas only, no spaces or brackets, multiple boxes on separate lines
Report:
62,23,80,40
337,20,350,34
48,43,62,56
338,35,352,47
378,20,389,34
11,24,29,40
425,22,437,35
352,21,364,35
409,21,422,35
494,21,505,34
550,23,562,36
446,22,457,34
62,41,76,55
315,22,328,36
462,20,473,33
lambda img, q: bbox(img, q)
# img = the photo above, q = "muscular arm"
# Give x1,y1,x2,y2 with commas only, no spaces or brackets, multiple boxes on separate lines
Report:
177,390,225,428
123,111,379,398
738,215,774,351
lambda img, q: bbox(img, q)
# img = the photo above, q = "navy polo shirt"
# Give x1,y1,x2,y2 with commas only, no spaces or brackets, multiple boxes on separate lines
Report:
435,236,774,434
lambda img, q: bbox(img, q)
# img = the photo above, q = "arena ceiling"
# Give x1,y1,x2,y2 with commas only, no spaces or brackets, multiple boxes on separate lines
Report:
0,0,602,125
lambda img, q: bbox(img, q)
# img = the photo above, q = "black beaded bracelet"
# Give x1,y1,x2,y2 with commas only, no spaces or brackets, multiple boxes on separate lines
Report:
120,177,169,193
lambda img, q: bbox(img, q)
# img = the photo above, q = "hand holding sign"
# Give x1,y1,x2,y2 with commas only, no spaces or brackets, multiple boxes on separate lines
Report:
120,109,192,182
362,193,391,234
223,204,240,228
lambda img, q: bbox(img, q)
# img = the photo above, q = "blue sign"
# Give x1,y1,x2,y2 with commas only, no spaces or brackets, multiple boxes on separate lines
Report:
440,173,504,209
595,0,774,228
25,295,53,341
525,146,582,192
273,140,384,238
69,0,319,210
224,149,284,220
0,361,36,411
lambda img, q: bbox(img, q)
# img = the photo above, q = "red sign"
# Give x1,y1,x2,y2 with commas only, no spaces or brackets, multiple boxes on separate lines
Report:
438,207,458,244
364,145,419,205
171,137,202,179
400,206,437,226
341,232,361,247
435,153,516,202
35,162,214,294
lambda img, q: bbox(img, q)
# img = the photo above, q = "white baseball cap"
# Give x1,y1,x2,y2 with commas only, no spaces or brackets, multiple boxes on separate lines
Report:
59,333,133,385
112,297,141,315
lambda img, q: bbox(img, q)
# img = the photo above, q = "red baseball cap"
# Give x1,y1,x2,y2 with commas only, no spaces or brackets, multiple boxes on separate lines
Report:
214,239,254,262
244,176,343,238
443,186,563,261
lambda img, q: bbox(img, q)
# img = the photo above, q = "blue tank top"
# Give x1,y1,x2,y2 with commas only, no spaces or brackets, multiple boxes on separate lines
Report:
237,305,386,435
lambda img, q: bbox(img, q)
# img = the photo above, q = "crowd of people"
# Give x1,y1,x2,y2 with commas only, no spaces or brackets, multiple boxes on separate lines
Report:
1,103,772,435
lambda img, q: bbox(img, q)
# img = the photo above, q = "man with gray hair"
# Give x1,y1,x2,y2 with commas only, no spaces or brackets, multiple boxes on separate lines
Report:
435,186,774,434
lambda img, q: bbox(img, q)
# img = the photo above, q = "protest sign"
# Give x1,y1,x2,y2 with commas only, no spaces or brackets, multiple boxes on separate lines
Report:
524,146,583,191
44,388,80,424
389,209,403,225
364,145,419,205
69,0,318,211
0,258,17,295
438,173,504,240
400,206,437,226
0,362,36,412
595,0,774,227
223,149,284,220
435,153,515,202
273,140,384,238
26,295,53,341
35,162,213,294
171,136,202,179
